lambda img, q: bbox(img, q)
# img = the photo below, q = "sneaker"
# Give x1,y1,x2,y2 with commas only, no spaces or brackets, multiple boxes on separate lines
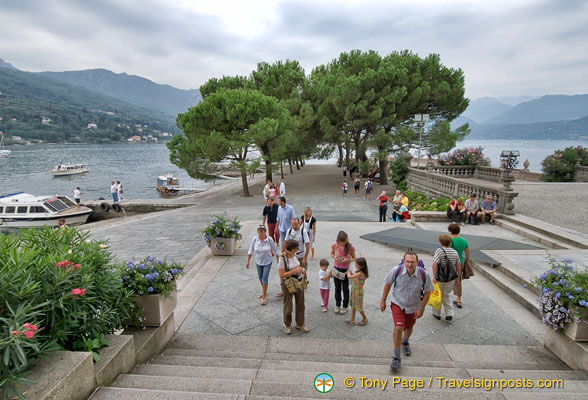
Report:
334,307,340,314
445,316,453,321
322,307,327,312
390,357,401,370
402,342,411,357
461,222,465,226
284,325,292,334
339,307,348,315
433,314,441,320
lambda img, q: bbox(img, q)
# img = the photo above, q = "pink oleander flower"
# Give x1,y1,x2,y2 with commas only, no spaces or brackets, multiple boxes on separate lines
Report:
12,330,18,335
74,264,81,270
25,331,35,339
71,288,86,297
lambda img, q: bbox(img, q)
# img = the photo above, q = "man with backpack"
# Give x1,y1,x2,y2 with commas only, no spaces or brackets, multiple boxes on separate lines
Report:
380,251,433,370
282,217,310,270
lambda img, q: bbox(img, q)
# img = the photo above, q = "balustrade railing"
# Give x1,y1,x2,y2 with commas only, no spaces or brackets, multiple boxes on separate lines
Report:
406,168,518,214
575,165,588,182
474,165,503,182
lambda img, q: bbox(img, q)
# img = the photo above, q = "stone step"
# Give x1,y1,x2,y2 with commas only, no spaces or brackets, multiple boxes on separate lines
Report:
168,333,269,352
176,252,209,292
481,250,540,295
112,374,252,395
90,387,243,400
134,363,257,380
473,261,541,319
149,355,262,369
162,348,266,359
502,215,588,249
496,220,570,250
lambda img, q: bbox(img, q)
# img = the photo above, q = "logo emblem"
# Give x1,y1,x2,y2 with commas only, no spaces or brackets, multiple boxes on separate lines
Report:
314,373,334,393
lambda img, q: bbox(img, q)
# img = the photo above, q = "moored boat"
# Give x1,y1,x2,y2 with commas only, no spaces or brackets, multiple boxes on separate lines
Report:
156,174,180,194
52,163,89,176
0,192,93,229
0,133,10,157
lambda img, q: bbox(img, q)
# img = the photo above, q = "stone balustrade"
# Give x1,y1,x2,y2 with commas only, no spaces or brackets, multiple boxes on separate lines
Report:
406,168,518,214
474,165,503,181
575,165,588,182
430,165,476,177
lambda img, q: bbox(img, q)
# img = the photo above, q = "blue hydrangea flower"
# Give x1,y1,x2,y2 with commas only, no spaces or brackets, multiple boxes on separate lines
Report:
555,292,561,299
559,306,567,313
542,288,550,294
171,268,178,274
156,260,163,265
568,295,575,300
147,287,154,293
522,284,527,288
146,256,153,263
579,300,587,307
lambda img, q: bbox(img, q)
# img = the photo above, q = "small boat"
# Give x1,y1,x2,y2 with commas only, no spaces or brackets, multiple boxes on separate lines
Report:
156,174,180,195
0,134,11,157
0,192,93,229
52,163,89,176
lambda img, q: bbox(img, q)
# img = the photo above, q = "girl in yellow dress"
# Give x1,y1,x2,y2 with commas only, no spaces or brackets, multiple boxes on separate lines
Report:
346,257,369,326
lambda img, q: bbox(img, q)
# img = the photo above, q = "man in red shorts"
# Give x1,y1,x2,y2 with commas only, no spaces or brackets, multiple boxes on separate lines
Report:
380,251,433,370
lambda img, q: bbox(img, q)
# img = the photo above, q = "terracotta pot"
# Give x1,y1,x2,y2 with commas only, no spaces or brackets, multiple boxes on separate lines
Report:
134,290,177,327
564,308,588,341
210,237,237,255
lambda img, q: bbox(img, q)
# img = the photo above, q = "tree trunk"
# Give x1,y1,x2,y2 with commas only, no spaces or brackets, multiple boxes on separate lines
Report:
337,144,343,166
240,171,251,197
262,146,273,183
295,157,300,170
280,160,284,178
300,157,305,167
288,158,294,174
378,145,389,185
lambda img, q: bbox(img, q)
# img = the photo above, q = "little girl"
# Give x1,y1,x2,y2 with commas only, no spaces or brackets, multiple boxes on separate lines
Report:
318,259,331,312
346,257,369,326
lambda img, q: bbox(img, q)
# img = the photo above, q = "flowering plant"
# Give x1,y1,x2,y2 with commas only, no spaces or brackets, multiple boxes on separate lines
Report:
120,257,184,298
530,257,588,331
541,146,588,182
202,214,242,250
439,147,491,166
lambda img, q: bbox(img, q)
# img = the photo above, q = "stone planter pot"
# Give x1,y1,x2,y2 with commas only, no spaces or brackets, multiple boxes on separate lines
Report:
564,308,588,341
134,290,177,327
210,237,237,255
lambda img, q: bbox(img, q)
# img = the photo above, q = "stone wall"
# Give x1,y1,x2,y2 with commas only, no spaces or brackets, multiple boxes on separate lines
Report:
575,165,588,182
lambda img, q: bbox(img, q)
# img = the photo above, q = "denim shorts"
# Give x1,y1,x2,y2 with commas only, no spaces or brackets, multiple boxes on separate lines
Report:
256,263,272,284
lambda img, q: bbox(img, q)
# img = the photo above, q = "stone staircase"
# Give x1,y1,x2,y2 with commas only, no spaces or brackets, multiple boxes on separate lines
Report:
89,333,588,399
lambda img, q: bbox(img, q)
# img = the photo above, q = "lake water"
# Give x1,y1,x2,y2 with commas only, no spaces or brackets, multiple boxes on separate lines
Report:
1,139,586,200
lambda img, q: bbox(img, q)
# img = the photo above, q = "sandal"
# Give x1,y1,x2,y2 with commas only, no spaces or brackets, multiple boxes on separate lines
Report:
295,325,310,333
453,300,463,309
261,298,266,305
275,293,284,297
258,293,263,299
357,319,368,326
345,319,355,326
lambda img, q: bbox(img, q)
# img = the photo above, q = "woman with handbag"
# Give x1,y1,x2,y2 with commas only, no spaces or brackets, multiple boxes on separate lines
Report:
246,225,280,305
279,239,309,334
448,223,471,309
330,231,356,315
431,234,461,321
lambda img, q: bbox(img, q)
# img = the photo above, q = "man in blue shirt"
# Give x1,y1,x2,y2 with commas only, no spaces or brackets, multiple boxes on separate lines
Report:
480,195,497,225
276,196,296,247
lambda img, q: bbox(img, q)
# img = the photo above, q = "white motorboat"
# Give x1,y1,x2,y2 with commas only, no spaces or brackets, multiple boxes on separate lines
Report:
0,192,93,229
156,174,180,194
0,134,10,157
52,163,89,176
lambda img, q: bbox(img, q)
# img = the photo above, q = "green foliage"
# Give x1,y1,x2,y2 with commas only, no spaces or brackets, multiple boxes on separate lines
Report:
0,69,178,144
201,215,242,245
541,146,588,182
404,190,462,212
119,257,184,299
439,147,491,166
0,228,135,396
390,157,409,191
73,334,109,363
172,88,290,196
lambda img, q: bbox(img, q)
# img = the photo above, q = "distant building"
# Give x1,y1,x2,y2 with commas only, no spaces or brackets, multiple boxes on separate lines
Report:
12,136,23,141
127,135,142,142
87,123,97,129
41,117,52,125
159,132,172,137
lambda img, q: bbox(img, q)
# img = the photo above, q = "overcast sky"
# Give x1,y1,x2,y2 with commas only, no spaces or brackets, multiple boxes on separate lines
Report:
1,0,587,99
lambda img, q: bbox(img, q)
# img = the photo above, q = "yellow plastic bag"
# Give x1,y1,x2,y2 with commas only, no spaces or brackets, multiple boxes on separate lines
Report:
427,282,442,310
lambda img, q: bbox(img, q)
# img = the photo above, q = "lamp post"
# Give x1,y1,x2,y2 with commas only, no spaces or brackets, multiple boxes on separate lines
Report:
499,150,520,191
414,114,429,168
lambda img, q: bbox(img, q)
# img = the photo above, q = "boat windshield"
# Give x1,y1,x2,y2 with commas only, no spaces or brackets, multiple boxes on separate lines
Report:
44,198,69,212
57,196,75,206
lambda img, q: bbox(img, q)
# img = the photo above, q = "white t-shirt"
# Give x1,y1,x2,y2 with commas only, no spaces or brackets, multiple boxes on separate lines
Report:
278,256,300,270
73,189,81,199
110,184,117,194
286,227,310,259
318,269,331,289
279,182,286,196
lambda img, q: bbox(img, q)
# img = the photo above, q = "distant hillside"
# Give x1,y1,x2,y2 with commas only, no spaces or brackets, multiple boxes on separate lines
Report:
467,115,588,140
0,68,179,143
495,95,540,106
486,94,588,124
0,57,18,70
39,69,201,117
462,97,512,123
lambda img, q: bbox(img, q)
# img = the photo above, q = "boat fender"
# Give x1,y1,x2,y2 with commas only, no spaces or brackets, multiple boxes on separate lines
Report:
112,203,122,213
100,202,110,212
0,218,3,226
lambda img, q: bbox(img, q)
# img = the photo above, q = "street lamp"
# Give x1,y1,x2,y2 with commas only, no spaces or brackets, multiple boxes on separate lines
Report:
414,114,429,168
500,150,520,175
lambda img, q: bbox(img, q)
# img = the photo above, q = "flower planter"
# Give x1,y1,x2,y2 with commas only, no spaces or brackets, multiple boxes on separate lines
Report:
210,237,237,256
564,308,588,341
134,290,177,327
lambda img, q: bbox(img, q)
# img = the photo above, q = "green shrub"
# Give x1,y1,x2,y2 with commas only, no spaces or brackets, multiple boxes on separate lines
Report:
0,228,136,396
541,146,588,182
404,190,463,212
390,157,408,191
439,147,491,166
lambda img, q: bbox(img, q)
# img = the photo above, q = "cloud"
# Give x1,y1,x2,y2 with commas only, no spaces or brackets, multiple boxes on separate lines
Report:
0,0,586,97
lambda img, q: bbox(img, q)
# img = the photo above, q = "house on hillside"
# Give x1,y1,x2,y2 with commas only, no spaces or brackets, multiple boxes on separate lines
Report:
87,123,97,129
127,135,142,143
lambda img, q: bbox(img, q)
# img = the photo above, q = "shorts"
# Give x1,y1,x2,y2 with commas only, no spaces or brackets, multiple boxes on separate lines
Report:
343,190,348,194
75,198,80,204
391,302,416,330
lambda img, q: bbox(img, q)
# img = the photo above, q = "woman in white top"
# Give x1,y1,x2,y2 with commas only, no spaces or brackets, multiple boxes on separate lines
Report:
246,225,279,305
301,207,317,259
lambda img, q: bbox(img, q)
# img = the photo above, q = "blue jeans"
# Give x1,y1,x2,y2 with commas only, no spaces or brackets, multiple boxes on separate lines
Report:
279,230,287,247
112,193,118,202
256,263,272,284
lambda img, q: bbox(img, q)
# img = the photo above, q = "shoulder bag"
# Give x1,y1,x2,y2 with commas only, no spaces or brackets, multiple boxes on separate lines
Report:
437,248,459,282
282,255,308,293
